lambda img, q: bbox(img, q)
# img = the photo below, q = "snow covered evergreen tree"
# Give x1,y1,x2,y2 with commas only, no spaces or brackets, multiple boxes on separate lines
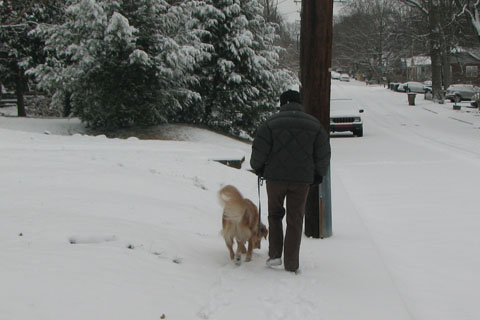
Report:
191,0,296,136
105,0,210,124
0,0,62,117
29,0,294,134
29,0,209,130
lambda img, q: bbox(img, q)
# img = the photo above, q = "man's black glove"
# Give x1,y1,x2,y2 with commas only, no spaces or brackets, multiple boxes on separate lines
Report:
312,174,323,185
255,168,264,178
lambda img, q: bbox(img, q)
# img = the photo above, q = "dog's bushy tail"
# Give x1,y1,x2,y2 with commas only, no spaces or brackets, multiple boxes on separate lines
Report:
218,185,244,207
218,185,245,221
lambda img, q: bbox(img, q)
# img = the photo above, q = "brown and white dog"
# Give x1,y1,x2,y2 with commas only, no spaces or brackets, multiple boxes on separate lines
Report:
218,185,268,265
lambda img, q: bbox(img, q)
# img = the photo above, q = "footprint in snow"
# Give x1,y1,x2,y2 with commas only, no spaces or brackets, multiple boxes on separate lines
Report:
69,234,117,244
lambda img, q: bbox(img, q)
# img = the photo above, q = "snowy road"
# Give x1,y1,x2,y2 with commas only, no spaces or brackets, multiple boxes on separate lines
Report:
330,80,480,320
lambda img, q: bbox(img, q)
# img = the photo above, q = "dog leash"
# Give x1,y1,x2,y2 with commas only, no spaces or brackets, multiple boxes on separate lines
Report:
257,175,264,235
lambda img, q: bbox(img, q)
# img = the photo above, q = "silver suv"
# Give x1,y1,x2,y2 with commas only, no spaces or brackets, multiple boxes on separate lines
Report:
445,84,480,102
330,99,364,137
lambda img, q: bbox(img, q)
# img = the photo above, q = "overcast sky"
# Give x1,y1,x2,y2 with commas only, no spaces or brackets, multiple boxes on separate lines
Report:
277,0,345,23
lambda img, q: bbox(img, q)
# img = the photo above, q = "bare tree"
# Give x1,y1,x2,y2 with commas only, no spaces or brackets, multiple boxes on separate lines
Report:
402,0,465,101
259,0,300,74
333,0,406,82
260,0,282,23
456,0,480,40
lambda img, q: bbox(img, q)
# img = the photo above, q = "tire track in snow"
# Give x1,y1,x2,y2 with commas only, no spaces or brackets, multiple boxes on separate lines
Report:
354,91,480,161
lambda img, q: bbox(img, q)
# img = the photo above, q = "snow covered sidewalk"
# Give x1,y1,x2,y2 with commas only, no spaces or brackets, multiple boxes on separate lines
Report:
0,116,416,320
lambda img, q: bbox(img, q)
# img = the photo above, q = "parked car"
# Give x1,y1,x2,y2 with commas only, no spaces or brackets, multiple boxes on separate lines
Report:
423,80,432,93
398,81,425,93
397,83,407,92
471,92,480,107
330,99,364,137
340,74,350,82
445,84,480,102
423,82,447,98
389,82,401,91
331,71,341,80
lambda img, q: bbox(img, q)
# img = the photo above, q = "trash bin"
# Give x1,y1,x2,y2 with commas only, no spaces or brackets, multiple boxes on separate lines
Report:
407,93,416,105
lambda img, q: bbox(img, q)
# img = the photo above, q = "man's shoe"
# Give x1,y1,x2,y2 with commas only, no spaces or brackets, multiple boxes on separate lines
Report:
286,268,300,275
266,258,282,267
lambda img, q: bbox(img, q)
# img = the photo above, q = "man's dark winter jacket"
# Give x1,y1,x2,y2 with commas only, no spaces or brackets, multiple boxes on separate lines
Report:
250,102,331,184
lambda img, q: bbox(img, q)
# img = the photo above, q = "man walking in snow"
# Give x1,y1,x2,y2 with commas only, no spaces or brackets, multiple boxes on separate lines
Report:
250,90,331,273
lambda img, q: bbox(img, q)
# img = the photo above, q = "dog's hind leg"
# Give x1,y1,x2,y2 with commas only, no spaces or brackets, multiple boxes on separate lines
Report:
238,240,247,254
224,237,235,260
245,239,254,262
234,240,244,265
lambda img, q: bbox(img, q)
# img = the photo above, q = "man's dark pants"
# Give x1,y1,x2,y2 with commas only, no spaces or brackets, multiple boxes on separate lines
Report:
266,180,310,271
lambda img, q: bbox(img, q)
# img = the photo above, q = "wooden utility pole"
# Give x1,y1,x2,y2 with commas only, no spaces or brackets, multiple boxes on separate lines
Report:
301,0,333,238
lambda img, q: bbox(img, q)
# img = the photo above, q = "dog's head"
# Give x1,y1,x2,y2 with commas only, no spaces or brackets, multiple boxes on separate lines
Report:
254,223,268,249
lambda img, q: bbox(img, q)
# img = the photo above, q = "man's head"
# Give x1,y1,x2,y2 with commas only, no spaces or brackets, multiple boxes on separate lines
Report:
280,90,301,106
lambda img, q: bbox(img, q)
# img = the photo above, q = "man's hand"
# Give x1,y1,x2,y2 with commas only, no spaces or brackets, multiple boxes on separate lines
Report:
313,174,323,185
255,168,264,177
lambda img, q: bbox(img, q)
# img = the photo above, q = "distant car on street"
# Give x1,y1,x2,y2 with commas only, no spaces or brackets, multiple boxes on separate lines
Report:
389,82,401,91
397,83,407,92
331,71,341,80
423,80,432,92
340,74,350,82
423,82,433,93
330,98,364,137
399,81,425,93
445,84,480,102
471,91,480,107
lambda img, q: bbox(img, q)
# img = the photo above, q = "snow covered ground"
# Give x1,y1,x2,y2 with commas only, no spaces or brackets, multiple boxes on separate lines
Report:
1,81,479,320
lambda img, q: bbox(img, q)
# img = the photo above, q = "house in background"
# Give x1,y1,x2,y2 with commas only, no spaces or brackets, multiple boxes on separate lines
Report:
403,56,431,82
449,50,480,84
400,49,480,85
